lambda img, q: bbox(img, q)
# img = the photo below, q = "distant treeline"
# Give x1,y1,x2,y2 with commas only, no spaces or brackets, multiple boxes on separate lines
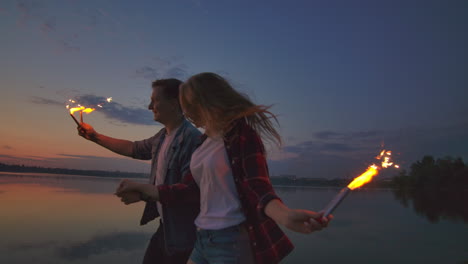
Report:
0,162,388,187
269,176,391,188
0,163,149,179
391,156,468,223
0,162,394,187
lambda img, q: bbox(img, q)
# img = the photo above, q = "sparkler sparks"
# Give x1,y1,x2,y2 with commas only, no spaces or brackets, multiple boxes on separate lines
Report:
321,149,399,217
65,97,112,125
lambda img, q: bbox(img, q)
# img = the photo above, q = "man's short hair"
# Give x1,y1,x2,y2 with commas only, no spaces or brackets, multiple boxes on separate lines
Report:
152,78,182,101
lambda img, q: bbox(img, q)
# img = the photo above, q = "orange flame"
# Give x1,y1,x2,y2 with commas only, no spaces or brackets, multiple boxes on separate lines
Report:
66,101,95,115
347,149,399,190
82,108,95,114
69,106,84,114
347,165,378,190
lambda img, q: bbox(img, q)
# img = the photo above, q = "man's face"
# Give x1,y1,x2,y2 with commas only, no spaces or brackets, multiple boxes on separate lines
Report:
148,86,176,124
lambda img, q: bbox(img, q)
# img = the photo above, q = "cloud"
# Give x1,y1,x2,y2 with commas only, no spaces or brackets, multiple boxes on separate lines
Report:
321,143,355,152
268,122,468,179
166,64,189,79
30,94,155,125
8,240,60,251
133,57,190,81
13,1,121,53
40,17,56,34
134,66,158,79
56,39,80,52
313,130,381,141
30,96,63,106
57,231,150,260
313,131,341,140
74,94,154,125
0,154,46,163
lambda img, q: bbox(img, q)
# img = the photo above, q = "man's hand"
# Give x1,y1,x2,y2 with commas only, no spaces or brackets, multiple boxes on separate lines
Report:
115,179,159,202
117,191,142,205
78,122,98,141
115,179,141,195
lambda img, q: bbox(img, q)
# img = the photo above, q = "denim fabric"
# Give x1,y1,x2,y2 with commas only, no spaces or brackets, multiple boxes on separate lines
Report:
142,222,192,264
133,119,202,254
190,225,255,264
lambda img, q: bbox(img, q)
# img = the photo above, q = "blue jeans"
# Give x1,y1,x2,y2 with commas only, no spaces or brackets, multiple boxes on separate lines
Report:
142,223,192,264
189,224,255,264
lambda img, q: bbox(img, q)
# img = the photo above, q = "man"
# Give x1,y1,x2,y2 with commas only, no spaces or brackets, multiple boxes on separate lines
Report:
78,78,201,264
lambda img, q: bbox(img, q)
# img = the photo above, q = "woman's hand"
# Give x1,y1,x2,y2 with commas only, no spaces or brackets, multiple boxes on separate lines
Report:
265,199,332,234
283,208,333,234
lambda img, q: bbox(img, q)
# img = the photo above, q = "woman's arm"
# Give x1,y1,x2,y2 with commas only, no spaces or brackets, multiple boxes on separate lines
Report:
115,173,200,206
265,199,333,234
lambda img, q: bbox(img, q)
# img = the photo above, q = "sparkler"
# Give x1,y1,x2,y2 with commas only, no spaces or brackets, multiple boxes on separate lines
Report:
65,97,112,126
321,150,399,218
69,112,80,126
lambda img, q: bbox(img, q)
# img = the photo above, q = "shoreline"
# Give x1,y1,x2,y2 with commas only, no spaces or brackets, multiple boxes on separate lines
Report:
0,171,394,190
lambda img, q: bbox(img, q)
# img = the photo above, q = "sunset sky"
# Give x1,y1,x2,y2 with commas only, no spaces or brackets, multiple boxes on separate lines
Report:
1,0,467,179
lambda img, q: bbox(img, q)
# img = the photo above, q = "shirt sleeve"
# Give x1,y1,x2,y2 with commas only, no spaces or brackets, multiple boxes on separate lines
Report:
132,134,157,160
241,127,282,221
157,171,200,206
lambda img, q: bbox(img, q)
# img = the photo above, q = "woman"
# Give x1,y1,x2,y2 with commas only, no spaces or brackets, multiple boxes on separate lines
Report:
116,72,332,264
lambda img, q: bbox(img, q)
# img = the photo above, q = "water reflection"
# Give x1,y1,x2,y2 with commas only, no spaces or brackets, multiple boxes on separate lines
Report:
1,174,467,264
392,187,468,223
391,156,468,224
0,172,146,194
58,231,150,260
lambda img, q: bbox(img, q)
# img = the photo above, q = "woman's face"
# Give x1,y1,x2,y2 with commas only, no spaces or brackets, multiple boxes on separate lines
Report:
179,84,204,128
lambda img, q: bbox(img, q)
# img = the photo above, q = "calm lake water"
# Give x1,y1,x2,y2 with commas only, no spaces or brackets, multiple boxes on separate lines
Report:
1,173,467,264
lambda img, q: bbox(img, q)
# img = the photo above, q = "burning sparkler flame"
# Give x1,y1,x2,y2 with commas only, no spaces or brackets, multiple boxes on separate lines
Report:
320,148,401,217
69,106,84,114
347,149,399,190
66,97,111,115
347,165,378,190
321,148,400,217
82,108,95,114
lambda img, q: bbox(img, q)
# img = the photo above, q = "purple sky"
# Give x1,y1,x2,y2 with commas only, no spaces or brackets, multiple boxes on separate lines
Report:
1,0,467,179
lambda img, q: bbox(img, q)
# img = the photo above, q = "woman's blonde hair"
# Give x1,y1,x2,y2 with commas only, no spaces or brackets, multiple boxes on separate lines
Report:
180,72,282,146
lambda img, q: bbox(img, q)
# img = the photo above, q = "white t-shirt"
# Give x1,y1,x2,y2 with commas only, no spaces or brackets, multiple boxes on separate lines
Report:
190,135,246,230
155,125,181,221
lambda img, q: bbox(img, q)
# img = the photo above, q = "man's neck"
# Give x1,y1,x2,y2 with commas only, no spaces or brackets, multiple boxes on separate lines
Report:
164,115,184,135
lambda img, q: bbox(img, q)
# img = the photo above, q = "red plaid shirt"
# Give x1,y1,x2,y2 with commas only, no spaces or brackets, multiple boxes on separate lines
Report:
158,118,294,264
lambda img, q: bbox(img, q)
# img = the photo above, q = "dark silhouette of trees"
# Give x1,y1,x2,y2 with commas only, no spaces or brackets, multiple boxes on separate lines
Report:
0,162,148,179
392,156,468,223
